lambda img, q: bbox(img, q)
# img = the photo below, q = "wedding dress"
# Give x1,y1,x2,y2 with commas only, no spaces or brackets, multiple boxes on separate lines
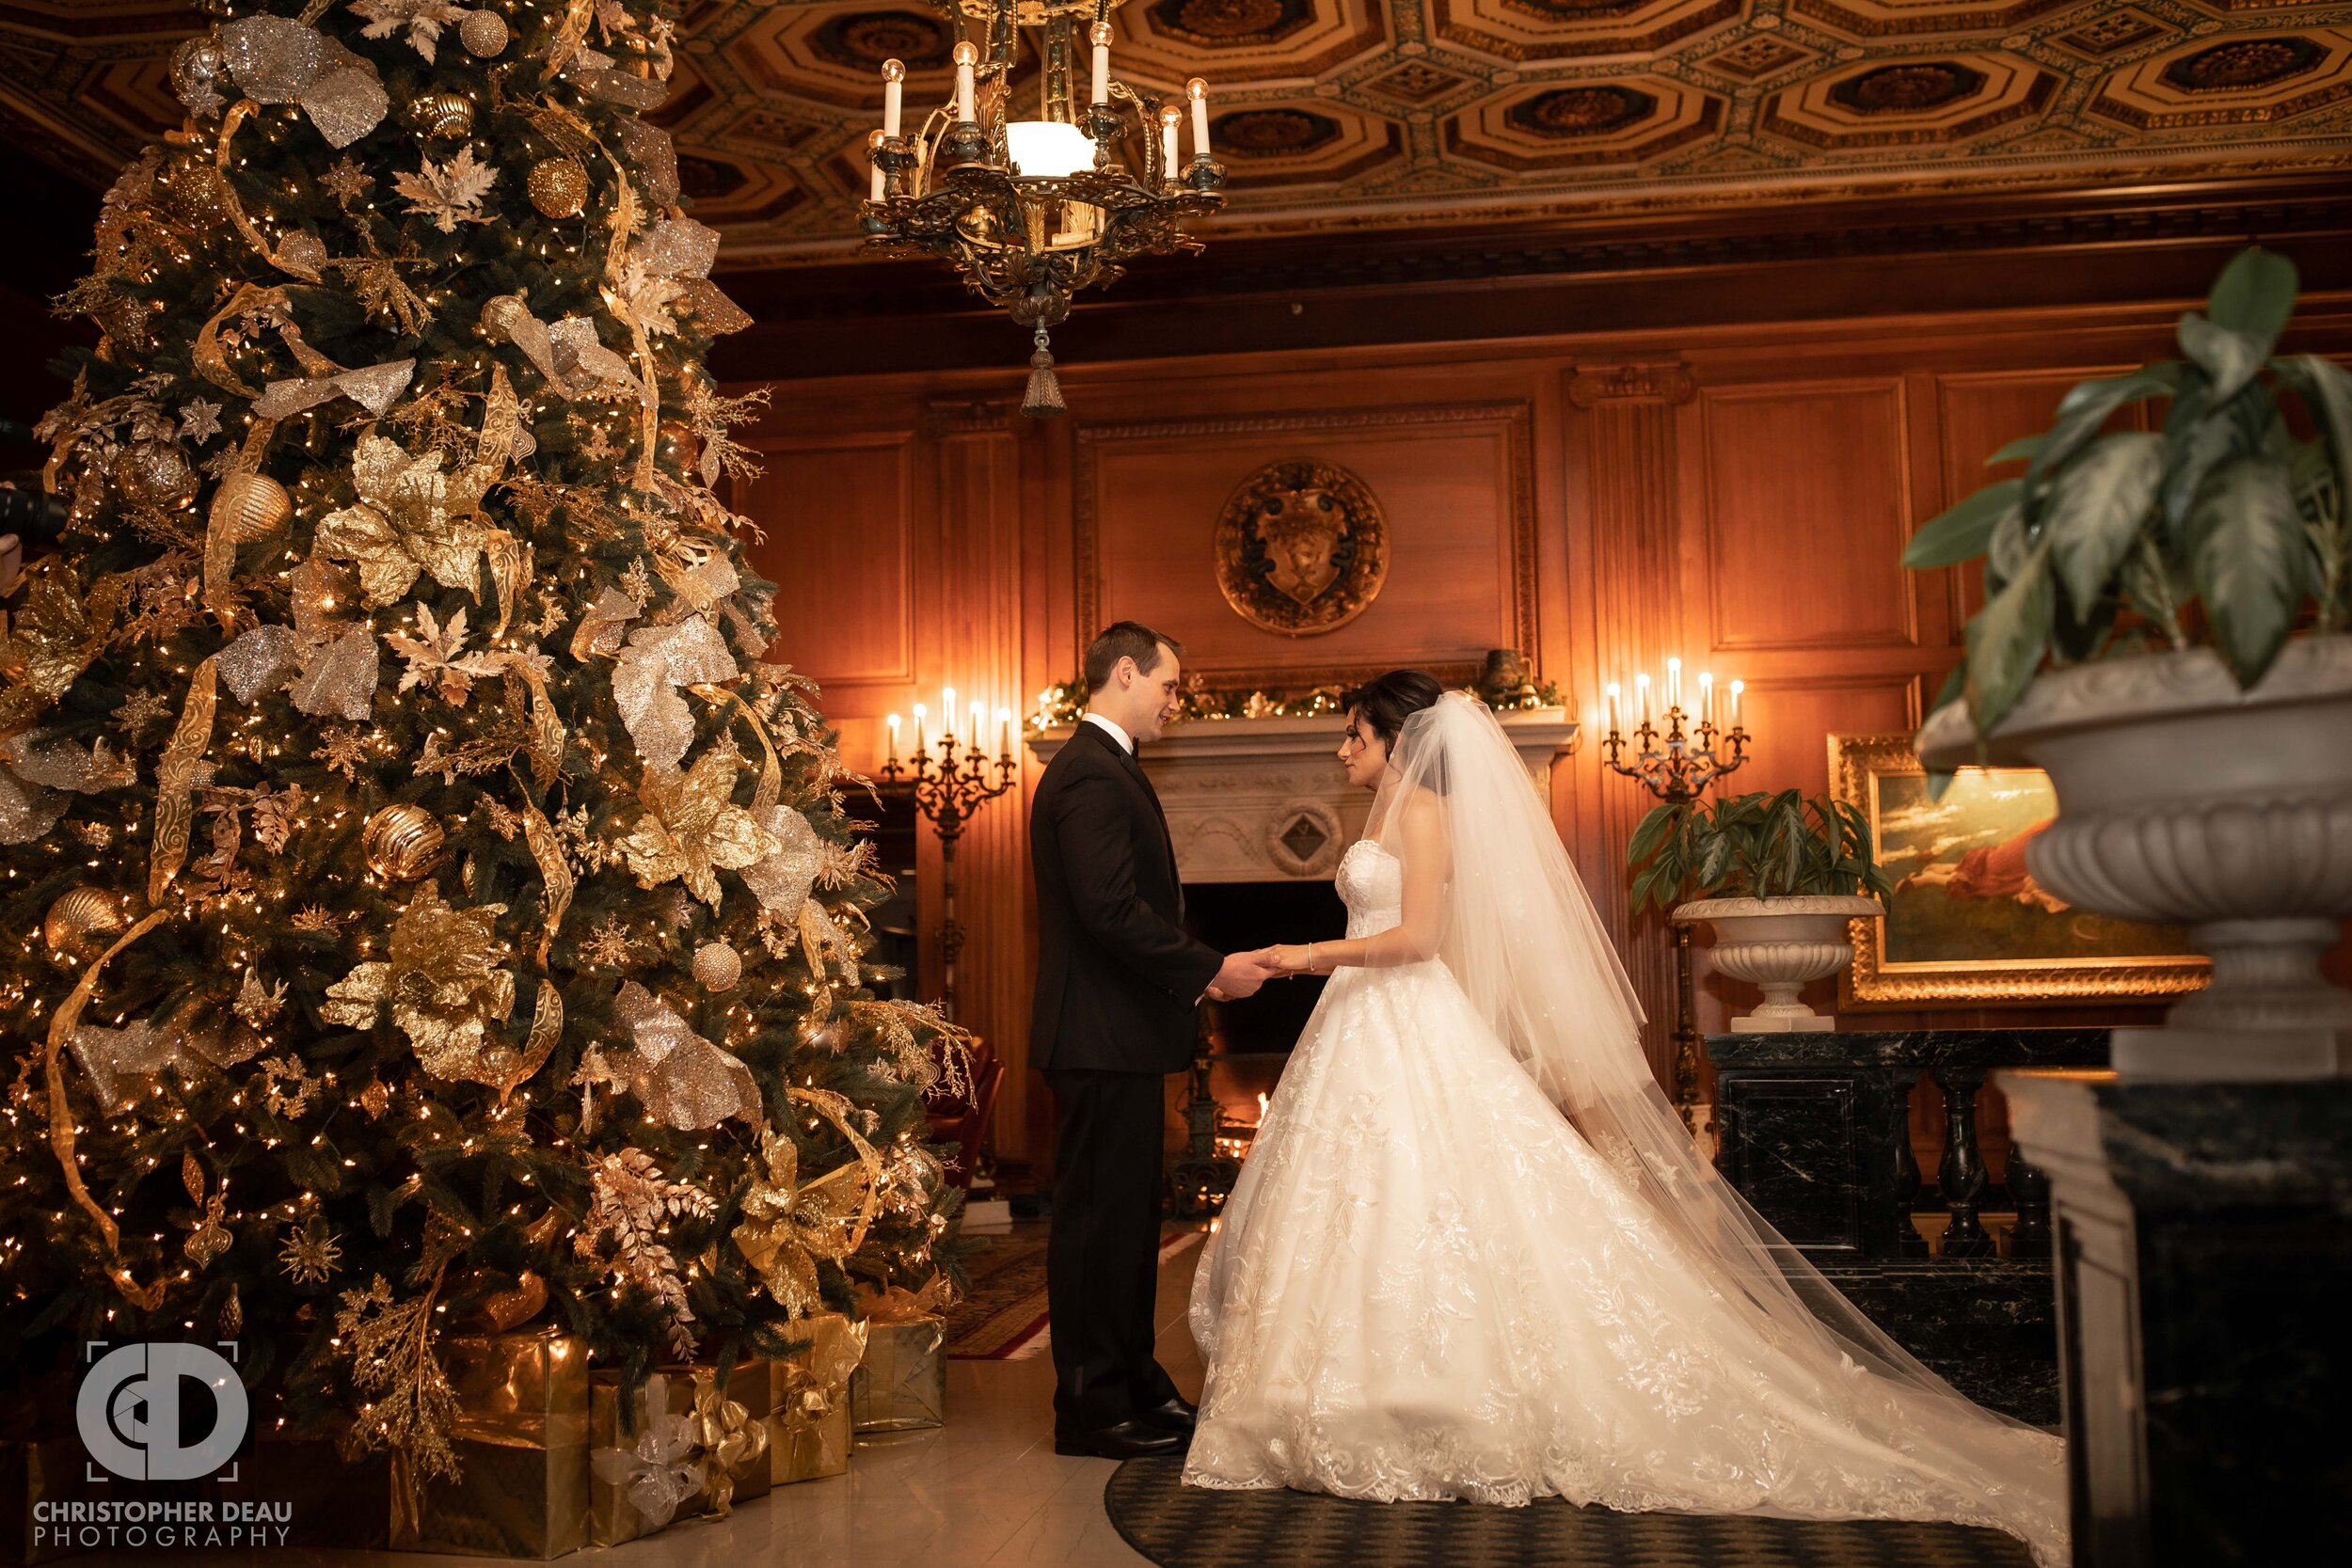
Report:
1185,696,2066,1566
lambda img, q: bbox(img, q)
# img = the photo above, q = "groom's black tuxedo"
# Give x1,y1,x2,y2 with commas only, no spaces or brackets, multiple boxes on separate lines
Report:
1030,717,1221,1432
1030,718,1222,1072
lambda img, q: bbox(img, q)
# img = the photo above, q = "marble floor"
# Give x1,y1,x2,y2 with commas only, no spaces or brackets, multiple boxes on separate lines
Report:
128,1231,1201,1568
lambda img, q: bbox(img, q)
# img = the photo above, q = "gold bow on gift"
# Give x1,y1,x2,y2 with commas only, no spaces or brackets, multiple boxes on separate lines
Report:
856,1276,952,1325
687,1368,769,1518
773,1317,869,1442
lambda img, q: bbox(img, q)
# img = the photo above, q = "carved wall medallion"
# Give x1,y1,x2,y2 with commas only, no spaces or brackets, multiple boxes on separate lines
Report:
1266,799,1345,878
1213,458,1390,637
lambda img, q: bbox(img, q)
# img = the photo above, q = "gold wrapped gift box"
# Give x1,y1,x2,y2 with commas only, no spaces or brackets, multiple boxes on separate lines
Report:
392,1328,589,1560
588,1358,772,1548
849,1317,946,1433
766,1312,867,1484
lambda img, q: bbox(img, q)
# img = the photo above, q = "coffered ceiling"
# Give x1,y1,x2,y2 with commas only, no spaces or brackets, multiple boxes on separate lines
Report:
3,0,2351,268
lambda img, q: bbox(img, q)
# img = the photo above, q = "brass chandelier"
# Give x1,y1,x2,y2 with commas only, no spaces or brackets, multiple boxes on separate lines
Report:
860,0,1227,415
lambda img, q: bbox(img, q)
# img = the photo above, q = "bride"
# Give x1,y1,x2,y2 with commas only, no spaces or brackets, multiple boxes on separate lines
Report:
1184,672,2065,1565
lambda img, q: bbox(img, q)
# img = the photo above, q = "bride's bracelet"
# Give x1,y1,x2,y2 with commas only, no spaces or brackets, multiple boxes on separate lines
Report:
1306,942,1318,974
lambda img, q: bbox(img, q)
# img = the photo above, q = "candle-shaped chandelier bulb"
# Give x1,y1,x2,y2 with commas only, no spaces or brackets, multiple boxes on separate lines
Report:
882,57,905,136
866,128,887,201
1665,656,1683,712
1089,20,1112,105
1185,77,1211,161
952,40,978,123
1158,103,1183,183
1698,670,1715,728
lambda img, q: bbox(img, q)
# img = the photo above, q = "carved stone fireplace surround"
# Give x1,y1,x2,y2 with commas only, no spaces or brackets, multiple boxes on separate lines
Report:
1028,711,1580,884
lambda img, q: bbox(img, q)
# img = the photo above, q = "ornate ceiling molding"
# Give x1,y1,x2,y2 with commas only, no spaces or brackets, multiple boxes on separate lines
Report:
5,2,2352,264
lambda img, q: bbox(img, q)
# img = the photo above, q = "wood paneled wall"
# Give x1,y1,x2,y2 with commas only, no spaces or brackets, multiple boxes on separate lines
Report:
735,289,2352,1174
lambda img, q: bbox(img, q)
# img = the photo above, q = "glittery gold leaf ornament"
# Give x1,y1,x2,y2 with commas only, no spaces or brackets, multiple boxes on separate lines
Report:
313,434,495,609
321,885,517,1085
620,747,780,910
333,1273,461,1484
611,615,736,772
288,625,379,721
0,559,129,733
610,981,764,1132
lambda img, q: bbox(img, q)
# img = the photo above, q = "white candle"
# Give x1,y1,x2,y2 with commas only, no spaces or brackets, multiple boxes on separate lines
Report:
866,130,886,201
1159,104,1181,182
1186,78,1210,161
1729,680,1744,731
1666,657,1682,714
912,703,928,752
953,40,977,123
1698,672,1714,730
997,706,1012,758
887,713,901,763
970,700,984,744
1635,673,1651,727
943,688,957,737
1089,22,1111,107
1605,681,1622,737
882,58,905,137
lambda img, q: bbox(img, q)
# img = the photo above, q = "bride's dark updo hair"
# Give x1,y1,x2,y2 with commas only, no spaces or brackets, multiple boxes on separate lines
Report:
1342,669,1446,749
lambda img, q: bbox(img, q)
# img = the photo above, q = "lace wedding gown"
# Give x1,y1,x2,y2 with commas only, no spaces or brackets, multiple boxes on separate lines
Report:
1186,838,2066,1565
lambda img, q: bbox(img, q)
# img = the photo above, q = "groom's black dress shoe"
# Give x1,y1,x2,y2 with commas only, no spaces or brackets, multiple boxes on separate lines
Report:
1053,1417,1186,1459
1137,1395,1197,1433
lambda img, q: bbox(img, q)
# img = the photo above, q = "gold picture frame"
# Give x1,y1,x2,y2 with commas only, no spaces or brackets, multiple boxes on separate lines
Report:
1828,733,2209,1006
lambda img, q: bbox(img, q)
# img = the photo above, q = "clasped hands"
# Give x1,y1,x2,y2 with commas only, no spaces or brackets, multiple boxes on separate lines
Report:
1206,943,1322,1002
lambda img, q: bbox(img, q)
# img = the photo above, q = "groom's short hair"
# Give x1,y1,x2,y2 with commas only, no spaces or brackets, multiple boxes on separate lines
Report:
1085,622,1182,689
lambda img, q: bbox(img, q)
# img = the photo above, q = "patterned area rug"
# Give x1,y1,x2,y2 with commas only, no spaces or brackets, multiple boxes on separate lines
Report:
1104,1456,2038,1568
945,1226,1201,1360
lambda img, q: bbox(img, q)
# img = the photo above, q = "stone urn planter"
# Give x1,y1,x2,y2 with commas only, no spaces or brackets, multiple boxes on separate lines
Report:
1918,634,2352,1081
1675,895,1884,1033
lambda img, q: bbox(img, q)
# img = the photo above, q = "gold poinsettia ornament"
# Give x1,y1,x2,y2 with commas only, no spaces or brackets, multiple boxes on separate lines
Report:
321,883,518,1083
620,746,781,909
733,1089,882,1318
313,434,497,608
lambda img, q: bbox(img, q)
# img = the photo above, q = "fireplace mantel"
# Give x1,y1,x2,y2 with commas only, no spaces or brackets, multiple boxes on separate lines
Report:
1027,711,1580,884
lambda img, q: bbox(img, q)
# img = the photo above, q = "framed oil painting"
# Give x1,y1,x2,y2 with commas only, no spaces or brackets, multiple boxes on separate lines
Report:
1828,734,2208,1006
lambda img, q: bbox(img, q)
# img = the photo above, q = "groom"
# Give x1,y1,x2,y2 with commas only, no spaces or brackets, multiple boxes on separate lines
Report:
1031,621,1277,1459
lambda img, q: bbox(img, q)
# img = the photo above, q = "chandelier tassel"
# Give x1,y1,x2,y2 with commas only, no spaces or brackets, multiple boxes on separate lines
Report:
1022,324,1067,420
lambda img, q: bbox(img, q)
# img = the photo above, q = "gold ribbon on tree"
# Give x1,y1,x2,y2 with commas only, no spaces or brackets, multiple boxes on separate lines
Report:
44,909,173,1310
150,656,220,905
202,419,278,622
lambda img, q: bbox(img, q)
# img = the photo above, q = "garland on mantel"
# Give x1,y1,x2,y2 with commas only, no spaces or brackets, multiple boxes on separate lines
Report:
1030,673,1565,731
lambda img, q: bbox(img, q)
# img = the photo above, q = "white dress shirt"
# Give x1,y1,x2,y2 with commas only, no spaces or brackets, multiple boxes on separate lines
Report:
1083,712,1136,755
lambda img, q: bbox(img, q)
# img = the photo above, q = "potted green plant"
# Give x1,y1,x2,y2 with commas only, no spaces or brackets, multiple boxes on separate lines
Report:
1907,245,2352,1081
1628,790,1892,1032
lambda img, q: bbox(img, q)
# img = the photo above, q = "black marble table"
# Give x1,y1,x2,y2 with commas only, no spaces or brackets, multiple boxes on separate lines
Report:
1708,1027,2110,1261
1707,1028,2109,1428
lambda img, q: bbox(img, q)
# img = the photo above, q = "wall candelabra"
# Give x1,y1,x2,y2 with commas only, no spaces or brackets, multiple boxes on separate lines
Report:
1599,658,1752,1122
881,692,1019,1022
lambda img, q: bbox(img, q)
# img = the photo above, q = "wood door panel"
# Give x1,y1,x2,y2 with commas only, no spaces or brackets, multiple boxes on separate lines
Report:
1077,406,1534,683
740,434,915,689
1698,382,1917,654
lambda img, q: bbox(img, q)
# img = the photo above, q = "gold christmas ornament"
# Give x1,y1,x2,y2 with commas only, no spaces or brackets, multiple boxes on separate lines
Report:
362,803,447,880
458,8,511,56
406,90,476,140
692,940,742,993
114,442,195,508
43,886,128,962
526,156,589,219
215,471,292,543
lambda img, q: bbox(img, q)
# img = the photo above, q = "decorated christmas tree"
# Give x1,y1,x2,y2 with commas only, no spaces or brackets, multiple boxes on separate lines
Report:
0,0,963,1481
